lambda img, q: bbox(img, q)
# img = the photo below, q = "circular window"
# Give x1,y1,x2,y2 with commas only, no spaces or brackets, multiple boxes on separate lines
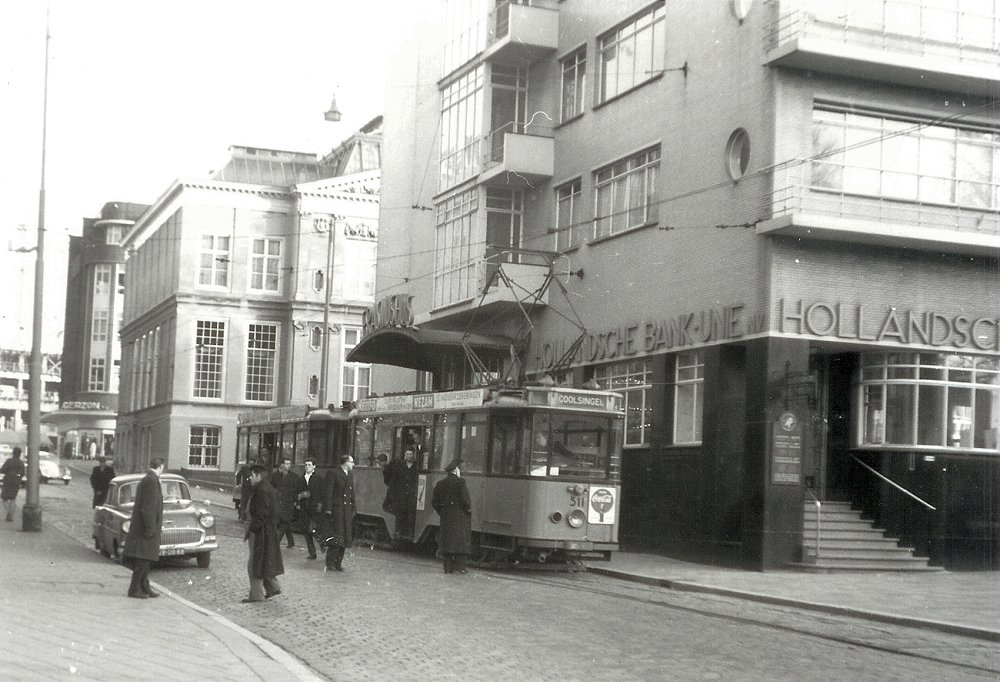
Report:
725,128,751,180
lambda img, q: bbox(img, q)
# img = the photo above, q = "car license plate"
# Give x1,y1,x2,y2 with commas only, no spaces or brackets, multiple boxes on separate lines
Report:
161,548,185,556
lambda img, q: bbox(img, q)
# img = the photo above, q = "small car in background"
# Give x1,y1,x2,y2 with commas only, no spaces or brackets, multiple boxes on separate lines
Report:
92,473,217,568
20,452,72,487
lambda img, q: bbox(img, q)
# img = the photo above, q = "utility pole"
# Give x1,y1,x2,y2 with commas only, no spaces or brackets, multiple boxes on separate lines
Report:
24,6,51,532
318,218,336,410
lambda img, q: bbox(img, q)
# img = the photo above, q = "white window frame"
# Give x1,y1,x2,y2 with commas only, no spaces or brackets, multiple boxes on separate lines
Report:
673,350,704,445
193,320,226,400
244,323,277,403
198,235,231,289
88,357,106,392
341,327,371,405
593,147,660,239
433,188,479,309
593,359,652,447
598,2,665,103
560,47,586,122
555,178,582,251
188,425,221,468
91,309,109,342
249,238,282,293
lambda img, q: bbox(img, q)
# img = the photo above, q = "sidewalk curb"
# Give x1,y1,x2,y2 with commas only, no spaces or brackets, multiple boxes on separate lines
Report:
44,517,325,681
588,566,1000,643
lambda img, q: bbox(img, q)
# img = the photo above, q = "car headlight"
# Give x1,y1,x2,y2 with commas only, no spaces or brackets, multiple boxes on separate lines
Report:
122,520,130,533
567,509,586,528
198,514,215,529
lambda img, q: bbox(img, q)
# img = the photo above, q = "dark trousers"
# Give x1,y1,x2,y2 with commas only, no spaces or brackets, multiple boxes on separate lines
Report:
442,553,467,573
325,546,345,569
304,519,317,557
276,520,294,547
393,511,415,542
128,559,153,596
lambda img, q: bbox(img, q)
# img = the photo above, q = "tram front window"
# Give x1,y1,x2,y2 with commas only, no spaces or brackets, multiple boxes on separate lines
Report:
531,413,610,479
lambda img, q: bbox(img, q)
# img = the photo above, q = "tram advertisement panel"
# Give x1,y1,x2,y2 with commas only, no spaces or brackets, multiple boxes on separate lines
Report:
588,486,616,525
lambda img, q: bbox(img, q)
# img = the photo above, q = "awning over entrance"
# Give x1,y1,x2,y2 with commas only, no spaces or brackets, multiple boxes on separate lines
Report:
346,327,515,372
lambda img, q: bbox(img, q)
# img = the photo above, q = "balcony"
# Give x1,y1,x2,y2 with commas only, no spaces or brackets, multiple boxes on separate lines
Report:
483,1,559,66
756,160,1000,256
763,1,1000,96
479,126,554,188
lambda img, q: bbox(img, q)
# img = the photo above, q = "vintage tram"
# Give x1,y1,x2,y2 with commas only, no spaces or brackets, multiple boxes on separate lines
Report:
350,384,624,566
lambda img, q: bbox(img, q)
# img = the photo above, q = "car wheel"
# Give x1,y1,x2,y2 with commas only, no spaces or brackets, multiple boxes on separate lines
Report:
196,553,211,568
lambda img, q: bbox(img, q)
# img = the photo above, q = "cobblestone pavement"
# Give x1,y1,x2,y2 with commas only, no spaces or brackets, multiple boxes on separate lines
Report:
40,464,1000,681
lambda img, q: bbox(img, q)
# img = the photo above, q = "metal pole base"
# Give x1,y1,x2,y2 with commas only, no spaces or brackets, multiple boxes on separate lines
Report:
21,503,42,532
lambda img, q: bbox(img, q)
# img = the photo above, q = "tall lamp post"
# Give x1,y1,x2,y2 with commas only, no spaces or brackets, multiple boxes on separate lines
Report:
24,8,51,532
317,91,342,409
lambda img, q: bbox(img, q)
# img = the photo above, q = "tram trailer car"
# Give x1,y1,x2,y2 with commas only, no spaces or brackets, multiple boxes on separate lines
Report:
350,385,624,566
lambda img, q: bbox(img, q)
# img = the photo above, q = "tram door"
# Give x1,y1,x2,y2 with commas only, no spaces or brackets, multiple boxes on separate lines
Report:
387,426,428,540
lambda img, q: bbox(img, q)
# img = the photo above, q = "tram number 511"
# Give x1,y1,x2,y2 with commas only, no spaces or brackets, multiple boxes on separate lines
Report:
569,494,587,508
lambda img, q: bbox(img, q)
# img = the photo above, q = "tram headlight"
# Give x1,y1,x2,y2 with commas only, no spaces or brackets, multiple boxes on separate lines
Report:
567,509,586,528
122,520,130,533
549,511,563,523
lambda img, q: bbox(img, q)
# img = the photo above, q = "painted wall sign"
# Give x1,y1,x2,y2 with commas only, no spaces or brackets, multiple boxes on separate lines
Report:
771,411,802,485
61,401,107,411
781,299,1000,351
535,303,762,370
361,294,415,337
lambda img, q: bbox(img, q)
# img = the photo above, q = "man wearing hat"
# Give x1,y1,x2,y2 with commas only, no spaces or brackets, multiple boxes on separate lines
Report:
431,460,472,574
90,456,116,508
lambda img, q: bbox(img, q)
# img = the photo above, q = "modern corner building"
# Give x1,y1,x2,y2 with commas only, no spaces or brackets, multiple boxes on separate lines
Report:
116,122,380,481
356,0,1000,570
44,201,148,461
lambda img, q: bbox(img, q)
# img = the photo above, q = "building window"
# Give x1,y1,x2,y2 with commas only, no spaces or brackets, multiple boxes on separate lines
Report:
88,358,106,392
342,327,371,405
194,320,225,399
858,353,999,451
250,238,281,292
598,2,665,103
434,188,479,309
490,64,528,163
592,359,652,446
188,425,221,468
105,225,123,245
94,264,112,300
673,350,704,445
594,147,660,239
307,375,319,398
310,326,323,350
439,65,485,190
555,179,582,251
198,235,230,288
91,310,109,342
313,269,325,292
485,188,523,263
812,108,1000,210
245,323,277,402
444,0,487,75
561,48,586,122
726,128,751,180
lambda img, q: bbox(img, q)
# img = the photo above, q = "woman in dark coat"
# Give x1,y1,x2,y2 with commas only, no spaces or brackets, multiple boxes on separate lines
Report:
432,460,472,574
1,447,26,522
244,464,283,602
322,455,356,572
122,458,164,598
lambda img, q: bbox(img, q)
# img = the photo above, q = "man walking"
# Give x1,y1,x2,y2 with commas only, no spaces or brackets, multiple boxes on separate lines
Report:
1,447,26,522
122,457,164,598
383,447,419,545
270,457,299,548
243,464,283,602
298,458,325,559
322,455,356,572
90,457,116,508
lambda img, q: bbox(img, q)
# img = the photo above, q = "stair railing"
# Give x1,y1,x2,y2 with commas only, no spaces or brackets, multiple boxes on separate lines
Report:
850,455,936,511
804,486,821,561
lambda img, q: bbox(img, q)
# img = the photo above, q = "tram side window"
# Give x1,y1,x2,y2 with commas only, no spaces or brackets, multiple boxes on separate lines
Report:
458,412,487,473
373,418,394,470
354,417,376,467
489,414,523,475
431,413,458,471
530,413,551,476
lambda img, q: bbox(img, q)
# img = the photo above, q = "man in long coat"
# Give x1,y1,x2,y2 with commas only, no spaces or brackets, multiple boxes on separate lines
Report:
90,457,116,508
244,464,283,602
322,454,356,572
383,447,419,544
122,457,164,598
432,460,472,574
269,457,300,548
297,458,326,560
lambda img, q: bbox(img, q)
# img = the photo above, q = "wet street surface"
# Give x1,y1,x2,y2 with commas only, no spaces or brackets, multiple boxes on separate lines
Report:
37,463,1000,681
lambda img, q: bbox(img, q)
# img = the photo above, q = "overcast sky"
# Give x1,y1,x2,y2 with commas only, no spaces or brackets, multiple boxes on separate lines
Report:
1,0,413,352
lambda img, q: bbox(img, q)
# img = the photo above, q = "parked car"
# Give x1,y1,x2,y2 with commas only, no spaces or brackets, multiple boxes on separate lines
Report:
92,473,217,568
20,452,72,487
